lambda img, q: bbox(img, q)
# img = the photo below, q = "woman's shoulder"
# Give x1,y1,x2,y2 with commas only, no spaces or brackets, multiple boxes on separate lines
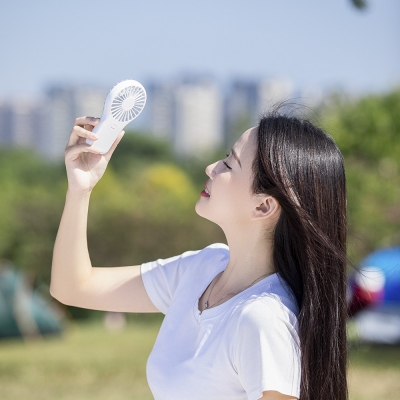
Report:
235,274,300,326
268,274,300,318
202,242,229,253
190,242,229,264
164,243,229,277
190,243,230,274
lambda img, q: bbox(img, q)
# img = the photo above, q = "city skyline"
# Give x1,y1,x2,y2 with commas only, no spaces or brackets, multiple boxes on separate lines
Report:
0,76,298,159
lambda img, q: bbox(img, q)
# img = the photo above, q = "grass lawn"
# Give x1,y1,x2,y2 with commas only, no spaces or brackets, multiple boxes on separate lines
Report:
1,316,400,400
0,316,161,400
348,341,400,400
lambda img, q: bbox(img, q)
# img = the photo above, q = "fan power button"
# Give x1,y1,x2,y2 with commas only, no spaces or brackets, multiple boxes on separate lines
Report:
110,124,117,129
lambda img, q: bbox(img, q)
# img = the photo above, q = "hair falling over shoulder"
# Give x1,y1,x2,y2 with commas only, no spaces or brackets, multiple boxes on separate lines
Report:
252,111,348,400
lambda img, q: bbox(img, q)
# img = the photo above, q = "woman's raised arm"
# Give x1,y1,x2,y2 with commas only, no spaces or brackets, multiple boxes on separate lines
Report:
50,117,158,313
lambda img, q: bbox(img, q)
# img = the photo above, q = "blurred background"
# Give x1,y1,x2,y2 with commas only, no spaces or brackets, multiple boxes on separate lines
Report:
0,1,399,399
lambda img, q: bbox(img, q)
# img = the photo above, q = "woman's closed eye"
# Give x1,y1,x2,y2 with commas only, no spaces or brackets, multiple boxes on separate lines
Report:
223,153,232,170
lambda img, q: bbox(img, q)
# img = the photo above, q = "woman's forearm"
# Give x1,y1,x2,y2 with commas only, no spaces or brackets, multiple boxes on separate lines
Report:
51,116,125,304
50,189,93,303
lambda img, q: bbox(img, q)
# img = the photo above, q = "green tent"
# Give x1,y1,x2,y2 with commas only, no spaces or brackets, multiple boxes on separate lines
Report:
0,262,64,339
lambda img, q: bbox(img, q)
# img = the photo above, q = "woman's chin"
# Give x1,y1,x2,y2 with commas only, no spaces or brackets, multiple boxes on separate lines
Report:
195,201,213,221
194,201,205,218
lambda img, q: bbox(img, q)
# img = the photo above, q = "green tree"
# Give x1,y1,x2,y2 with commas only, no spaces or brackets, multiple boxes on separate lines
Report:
351,0,367,10
318,88,400,263
0,148,65,282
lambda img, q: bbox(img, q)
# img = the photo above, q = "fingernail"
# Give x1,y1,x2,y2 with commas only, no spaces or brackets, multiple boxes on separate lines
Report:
91,134,99,139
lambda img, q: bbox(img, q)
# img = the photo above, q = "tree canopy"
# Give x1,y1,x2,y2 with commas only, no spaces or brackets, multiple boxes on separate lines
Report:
318,88,400,263
351,0,367,10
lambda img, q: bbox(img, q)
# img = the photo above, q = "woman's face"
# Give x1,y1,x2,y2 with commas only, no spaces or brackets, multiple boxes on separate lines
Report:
195,127,261,228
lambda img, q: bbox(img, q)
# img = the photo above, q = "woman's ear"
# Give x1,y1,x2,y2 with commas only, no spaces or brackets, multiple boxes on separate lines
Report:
252,196,280,220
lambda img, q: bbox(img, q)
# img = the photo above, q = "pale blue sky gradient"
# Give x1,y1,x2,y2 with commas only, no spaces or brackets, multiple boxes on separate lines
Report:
1,0,399,99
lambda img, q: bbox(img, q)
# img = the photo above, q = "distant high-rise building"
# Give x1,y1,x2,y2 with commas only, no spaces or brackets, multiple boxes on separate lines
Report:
225,78,294,145
11,99,43,149
146,82,175,140
225,80,259,145
0,98,44,152
44,85,107,159
257,79,294,113
173,79,223,157
45,87,72,159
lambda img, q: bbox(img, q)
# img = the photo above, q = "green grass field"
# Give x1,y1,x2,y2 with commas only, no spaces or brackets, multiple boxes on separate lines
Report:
1,317,400,400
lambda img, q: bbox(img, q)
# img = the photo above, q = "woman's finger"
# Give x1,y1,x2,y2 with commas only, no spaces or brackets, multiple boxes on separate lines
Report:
65,142,103,162
83,124,95,132
74,116,100,127
67,125,100,147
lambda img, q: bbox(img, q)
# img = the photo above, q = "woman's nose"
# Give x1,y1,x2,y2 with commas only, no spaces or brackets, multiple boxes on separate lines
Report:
205,161,218,178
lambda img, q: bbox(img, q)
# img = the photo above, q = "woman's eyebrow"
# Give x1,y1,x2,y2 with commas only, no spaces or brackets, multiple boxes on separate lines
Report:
231,148,242,169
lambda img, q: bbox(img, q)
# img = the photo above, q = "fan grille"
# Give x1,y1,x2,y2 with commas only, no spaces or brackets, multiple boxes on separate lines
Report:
111,85,146,122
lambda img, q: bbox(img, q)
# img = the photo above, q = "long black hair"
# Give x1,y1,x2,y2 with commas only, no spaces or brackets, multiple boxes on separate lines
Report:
252,112,348,400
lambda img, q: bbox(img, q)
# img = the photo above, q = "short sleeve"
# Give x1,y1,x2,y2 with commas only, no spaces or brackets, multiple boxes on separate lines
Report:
140,249,200,314
232,296,301,400
140,243,229,314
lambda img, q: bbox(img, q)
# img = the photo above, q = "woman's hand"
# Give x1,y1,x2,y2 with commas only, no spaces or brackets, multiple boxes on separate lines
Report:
64,116,125,193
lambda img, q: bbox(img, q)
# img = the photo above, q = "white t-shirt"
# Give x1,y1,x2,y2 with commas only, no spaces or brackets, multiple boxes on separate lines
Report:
140,243,301,400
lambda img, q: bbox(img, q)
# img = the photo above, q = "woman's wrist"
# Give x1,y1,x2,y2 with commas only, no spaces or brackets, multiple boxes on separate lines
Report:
66,187,93,201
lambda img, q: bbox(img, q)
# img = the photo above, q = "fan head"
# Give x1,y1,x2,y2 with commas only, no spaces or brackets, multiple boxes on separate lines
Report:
110,84,146,123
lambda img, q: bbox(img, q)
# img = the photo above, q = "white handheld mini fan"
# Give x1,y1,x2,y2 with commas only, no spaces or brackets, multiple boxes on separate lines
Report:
86,80,146,154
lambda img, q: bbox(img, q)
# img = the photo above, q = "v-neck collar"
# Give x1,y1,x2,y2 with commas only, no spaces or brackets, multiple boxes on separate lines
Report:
192,260,278,324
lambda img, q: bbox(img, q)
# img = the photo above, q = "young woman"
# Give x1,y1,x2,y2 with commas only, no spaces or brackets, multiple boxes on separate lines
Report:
51,112,348,400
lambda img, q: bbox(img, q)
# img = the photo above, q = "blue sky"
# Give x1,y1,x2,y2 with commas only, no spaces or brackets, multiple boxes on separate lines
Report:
1,0,399,99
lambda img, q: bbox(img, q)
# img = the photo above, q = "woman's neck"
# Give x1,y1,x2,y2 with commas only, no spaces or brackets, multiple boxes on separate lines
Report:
217,225,275,293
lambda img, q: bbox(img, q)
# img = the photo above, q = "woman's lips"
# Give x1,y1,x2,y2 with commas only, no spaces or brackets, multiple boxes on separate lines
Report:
201,182,211,197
